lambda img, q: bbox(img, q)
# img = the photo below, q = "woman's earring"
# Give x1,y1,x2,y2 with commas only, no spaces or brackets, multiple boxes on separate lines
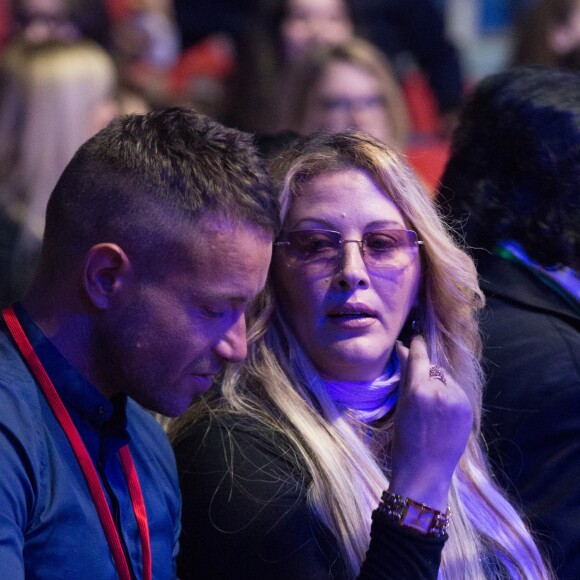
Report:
398,309,419,347
411,318,420,336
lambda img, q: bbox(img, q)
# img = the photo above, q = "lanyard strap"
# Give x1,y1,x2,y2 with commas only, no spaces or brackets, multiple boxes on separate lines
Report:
2,306,152,580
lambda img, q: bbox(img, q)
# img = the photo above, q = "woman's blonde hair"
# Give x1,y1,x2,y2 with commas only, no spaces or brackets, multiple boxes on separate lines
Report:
0,38,117,238
274,37,409,148
172,132,552,579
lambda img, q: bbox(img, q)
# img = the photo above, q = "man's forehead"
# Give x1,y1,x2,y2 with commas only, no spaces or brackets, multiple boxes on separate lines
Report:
182,216,273,288
194,213,273,240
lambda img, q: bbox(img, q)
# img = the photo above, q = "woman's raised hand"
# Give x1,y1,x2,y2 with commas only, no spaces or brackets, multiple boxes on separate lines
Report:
389,336,473,511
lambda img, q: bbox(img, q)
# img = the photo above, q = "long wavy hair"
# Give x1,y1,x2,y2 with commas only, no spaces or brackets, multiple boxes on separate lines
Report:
172,132,552,579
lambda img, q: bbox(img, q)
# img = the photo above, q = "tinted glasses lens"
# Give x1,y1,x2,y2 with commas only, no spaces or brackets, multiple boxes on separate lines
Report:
285,230,341,267
279,229,420,271
363,230,419,269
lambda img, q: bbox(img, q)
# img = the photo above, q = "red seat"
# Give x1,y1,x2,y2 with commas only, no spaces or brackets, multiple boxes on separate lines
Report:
405,140,450,198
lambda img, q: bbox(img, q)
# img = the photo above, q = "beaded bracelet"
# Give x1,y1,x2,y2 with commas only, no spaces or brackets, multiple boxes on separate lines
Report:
377,490,451,538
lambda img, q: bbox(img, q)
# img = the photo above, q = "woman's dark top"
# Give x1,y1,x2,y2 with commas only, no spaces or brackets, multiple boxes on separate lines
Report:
173,413,445,579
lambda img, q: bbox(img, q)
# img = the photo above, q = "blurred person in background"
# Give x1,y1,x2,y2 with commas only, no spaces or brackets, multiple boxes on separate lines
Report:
228,0,354,133
0,38,119,300
275,37,409,149
110,0,181,110
10,0,110,46
226,0,463,139
274,37,448,194
438,65,580,579
513,0,580,70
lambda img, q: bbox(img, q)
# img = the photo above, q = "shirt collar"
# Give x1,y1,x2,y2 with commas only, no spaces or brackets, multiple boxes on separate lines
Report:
12,302,128,432
496,241,580,309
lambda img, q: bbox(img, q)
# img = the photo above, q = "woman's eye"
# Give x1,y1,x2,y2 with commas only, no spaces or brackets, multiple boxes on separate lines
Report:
365,234,399,252
298,236,335,255
303,237,332,251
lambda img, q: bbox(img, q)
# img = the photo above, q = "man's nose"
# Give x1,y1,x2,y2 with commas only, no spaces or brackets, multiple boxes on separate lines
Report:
212,313,247,363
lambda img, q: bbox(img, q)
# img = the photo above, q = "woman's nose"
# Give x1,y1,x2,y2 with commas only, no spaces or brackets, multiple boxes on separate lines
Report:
333,241,370,289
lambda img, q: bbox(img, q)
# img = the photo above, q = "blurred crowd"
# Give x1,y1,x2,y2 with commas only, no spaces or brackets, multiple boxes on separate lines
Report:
1,0,580,305
1,3,579,579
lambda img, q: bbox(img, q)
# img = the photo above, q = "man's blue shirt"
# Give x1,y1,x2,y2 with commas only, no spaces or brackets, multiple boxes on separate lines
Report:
0,303,180,578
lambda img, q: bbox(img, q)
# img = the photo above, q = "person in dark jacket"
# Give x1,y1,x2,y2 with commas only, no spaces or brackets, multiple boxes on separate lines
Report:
438,65,580,580
171,130,551,579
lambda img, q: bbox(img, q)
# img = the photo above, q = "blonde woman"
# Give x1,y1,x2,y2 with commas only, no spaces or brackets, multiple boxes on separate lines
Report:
272,37,446,195
0,38,118,297
275,37,409,150
171,131,552,579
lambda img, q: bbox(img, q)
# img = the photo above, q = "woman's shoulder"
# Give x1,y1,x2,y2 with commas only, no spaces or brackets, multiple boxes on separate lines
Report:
172,411,307,484
174,410,344,579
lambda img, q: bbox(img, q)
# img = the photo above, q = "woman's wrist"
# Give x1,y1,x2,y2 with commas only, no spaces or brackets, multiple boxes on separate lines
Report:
388,472,451,513
377,490,451,538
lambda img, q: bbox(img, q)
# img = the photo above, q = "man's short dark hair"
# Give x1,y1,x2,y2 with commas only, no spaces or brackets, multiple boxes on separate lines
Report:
438,66,580,270
42,107,280,273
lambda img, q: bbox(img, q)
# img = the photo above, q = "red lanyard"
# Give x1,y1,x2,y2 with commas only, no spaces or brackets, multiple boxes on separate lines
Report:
2,306,152,580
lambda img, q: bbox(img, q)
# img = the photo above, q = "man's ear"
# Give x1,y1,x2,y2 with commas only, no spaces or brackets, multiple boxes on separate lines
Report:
82,243,132,310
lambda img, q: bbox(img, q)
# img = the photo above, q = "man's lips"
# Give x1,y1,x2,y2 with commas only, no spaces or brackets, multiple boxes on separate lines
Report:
190,372,219,387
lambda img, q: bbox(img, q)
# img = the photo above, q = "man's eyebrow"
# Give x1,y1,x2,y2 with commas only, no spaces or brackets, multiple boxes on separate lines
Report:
193,291,254,304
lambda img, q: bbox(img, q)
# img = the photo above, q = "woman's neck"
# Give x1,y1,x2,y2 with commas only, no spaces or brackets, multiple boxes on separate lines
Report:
323,353,400,423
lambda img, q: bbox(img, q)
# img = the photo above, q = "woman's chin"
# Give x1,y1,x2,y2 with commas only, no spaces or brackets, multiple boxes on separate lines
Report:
314,342,391,382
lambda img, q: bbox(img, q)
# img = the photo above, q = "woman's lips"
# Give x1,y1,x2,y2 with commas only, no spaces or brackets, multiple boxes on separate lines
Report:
326,303,377,328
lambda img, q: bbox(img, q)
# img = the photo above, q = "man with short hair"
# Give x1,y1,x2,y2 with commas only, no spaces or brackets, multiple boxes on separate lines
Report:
0,107,279,578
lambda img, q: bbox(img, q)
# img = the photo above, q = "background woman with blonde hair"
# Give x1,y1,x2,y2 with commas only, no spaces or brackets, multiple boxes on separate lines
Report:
274,37,409,150
0,38,118,298
171,131,552,579
272,37,447,195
